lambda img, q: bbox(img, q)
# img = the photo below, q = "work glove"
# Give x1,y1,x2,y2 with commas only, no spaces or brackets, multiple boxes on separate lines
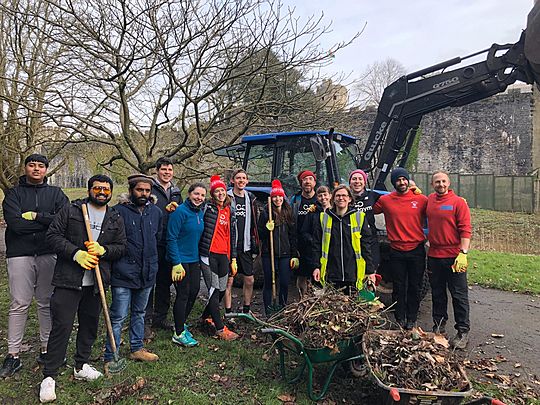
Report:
230,258,238,277
84,241,106,256
452,252,468,273
290,257,299,270
265,220,275,231
171,263,186,282
410,186,423,195
165,201,179,212
21,211,37,220
73,250,99,270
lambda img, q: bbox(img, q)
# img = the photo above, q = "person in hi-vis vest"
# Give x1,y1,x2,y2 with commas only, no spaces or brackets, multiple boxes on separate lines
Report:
312,184,375,294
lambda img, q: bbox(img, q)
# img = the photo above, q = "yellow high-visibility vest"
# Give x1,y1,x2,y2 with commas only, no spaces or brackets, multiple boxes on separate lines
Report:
319,210,366,290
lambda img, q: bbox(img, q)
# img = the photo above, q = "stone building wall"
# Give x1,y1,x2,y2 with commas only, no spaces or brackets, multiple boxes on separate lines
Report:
338,85,538,176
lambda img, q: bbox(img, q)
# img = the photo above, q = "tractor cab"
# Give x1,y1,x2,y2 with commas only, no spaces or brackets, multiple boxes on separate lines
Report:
214,130,360,199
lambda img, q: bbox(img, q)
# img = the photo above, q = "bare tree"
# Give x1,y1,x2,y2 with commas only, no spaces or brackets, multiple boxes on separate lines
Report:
3,0,359,181
0,0,69,190
354,58,406,108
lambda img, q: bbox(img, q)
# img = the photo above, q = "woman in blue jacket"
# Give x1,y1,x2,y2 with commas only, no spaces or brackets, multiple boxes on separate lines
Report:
167,183,206,347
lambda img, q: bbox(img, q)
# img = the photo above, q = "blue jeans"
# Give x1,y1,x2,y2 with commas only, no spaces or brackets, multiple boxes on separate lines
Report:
104,286,152,361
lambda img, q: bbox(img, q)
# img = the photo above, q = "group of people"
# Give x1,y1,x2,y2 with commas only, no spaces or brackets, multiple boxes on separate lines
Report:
0,153,472,403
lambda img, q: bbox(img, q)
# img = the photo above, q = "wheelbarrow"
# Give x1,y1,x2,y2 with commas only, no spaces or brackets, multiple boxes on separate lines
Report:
227,312,364,401
362,330,506,405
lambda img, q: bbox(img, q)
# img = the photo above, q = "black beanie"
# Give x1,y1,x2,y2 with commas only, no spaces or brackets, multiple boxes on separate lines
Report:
24,153,49,168
390,167,410,188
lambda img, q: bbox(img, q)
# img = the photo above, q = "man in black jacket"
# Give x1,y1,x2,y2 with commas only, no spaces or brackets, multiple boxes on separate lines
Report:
146,157,183,332
39,174,127,404
0,154,68,378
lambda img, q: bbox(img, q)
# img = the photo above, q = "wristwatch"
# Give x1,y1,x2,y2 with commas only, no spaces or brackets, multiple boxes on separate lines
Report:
460,249,468,254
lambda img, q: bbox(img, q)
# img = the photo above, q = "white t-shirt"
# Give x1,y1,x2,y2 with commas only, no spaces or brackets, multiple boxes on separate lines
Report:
82,205,106,286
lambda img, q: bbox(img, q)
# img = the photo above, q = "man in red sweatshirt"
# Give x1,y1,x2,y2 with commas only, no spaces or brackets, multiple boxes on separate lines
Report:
426,171,472,349
374,168,427,329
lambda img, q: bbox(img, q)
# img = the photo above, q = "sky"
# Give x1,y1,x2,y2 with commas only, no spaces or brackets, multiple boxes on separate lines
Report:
282,0,534,79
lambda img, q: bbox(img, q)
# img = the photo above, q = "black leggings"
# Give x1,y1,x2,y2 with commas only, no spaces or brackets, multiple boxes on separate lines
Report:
173,262,201,335
201,253,229,331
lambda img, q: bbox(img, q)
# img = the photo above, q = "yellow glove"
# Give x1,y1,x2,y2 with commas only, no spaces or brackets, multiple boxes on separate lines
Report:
452,252,468,273
171,263,186,282
290,258,299,270
410,186,423,195
230,258,238,277
165,201,179,212
84,241,106,256
74,250,99,270
266,220,275,231
22,211,37,220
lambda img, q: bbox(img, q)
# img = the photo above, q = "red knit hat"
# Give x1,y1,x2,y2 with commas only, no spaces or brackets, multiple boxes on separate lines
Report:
270,179,285,197
297,170,316,184
210,175,226,193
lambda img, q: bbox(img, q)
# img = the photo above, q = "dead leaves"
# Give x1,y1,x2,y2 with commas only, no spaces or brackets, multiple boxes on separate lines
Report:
266,286,383,350
93,377,147,404
364,330,469,392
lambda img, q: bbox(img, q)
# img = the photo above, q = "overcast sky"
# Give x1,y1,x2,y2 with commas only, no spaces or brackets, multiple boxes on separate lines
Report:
283,0,534,79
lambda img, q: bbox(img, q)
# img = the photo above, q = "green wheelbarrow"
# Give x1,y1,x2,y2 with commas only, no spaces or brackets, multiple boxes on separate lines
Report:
227,312,364,401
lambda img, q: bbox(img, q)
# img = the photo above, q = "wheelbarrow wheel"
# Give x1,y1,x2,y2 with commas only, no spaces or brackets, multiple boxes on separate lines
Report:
348,358,368,378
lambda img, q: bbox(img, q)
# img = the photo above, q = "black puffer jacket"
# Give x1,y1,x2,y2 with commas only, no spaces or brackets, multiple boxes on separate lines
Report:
258,207,297,258
199,202,237,259
2,176,68,257
46,199,127,292
152,179,183,246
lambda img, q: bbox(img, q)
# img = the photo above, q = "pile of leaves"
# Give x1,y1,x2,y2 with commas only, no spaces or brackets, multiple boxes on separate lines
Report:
266,287,383,351
363,330,470,392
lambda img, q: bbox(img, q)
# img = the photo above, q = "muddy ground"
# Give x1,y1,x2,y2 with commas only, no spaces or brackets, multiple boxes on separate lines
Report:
1,225,539,402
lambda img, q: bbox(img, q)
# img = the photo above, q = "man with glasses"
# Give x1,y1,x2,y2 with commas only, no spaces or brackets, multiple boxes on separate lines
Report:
1,154,68,378
39,175,127,403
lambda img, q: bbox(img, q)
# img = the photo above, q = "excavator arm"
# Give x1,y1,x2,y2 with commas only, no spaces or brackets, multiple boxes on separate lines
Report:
359,3,540,190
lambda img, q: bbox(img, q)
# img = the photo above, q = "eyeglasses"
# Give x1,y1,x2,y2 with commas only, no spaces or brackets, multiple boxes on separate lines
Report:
334,194,350,199
92,186,111,195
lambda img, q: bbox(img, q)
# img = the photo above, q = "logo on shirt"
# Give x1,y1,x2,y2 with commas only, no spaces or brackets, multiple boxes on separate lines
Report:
297,203,312,216
411,201,418,209
219,213,228,226
235,203,246,217
440,205,454,211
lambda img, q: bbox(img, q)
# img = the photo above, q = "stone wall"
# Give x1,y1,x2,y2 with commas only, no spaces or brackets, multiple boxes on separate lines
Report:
338,85,538,176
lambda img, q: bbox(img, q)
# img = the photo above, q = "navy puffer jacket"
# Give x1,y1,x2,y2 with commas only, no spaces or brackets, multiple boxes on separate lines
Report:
112,194,163,289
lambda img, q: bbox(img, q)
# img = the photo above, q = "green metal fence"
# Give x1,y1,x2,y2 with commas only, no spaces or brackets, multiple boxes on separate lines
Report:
409,172,538,213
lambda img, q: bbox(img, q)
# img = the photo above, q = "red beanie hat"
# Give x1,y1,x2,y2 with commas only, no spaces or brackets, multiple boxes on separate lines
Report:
297,170,316,184
210,175,226,193
349,169,368,185
270,179,285,197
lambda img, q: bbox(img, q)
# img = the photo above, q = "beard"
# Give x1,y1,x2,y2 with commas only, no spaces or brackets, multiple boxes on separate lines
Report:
131,195,148,206
89,193,111,207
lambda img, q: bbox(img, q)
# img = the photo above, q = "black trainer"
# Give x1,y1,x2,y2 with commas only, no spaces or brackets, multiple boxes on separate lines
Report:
0,354,22,378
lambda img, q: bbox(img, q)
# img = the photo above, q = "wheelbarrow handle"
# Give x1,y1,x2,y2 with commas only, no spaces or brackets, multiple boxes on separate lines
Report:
261,328,305,351
225,312,268,326
464,397,506,405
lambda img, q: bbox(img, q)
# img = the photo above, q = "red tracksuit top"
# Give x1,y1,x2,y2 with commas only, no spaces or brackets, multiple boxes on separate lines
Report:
373,189,427,251
426,190,472,258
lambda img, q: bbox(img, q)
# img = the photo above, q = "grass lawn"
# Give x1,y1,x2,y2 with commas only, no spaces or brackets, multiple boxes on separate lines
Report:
468,250,540,294
0,259,376,404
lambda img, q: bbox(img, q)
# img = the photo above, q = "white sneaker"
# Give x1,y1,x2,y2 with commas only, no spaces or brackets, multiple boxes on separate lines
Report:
73,364,103,381
39,377,56,403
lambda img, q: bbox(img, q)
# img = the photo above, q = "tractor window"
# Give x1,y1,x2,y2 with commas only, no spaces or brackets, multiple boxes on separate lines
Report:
334,140,358,184
245,143,273,183
276,137,328,196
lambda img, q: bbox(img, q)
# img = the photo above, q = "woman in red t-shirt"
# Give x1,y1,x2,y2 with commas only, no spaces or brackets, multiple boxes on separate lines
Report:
199,175,239,340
